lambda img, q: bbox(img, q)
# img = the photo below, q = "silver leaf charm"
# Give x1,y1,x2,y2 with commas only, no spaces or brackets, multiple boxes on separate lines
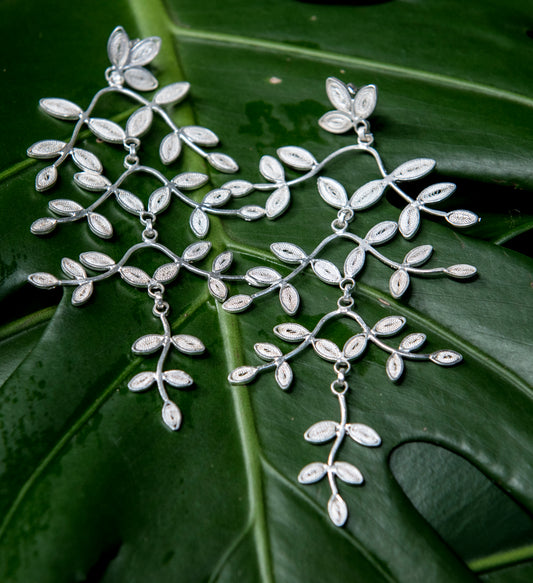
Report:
163,370,193,388
350,179,386,210
181,125,219,146
153,82,190,106
346,424,381,447
446,210,479,227
386,353,404,381
79,252,115,271
87,118,126,143
126,106,153,137
317,176,348,209
39,97,82,120
311,259,341,284
28,272,59,288
71,148,103,173
208,277,228,301
87,212,113,239
343,334,367,360
275,361,293,390
74,171,111,192
389,269,410,298
223,295,253,313
274,323,310,342
391,158,435,181
304,421,338,443
116,189,144,215
365,221,398,245
271,242,307,263
189,208,210,237
27,139,66,159
171,334,205,355
259,155,285,182
333,461,364,485
172,172,209,190
182,241,211,262
120,266,151,287
72,282,93,306
404,245,432,266
277,146,317,171
132,334,165,354
344,246,365,278
399,333,426,352
61,257,87,279
265,185,290,219
254,342,283,361
228,366,258,384
128,371,156,392
373,316,406,336
153,263,180,284
313,338,342,362
430,350,462,366
124,67,158,91
418,182,455,204
445,264,477,278
327,494,348,527
148,186,171,214
398,204,420,239
279,284,300,315
30,217,57,235
298,462,327,484
159,132,182,165
207,153,239,173
162,401,181,431
318,111,352,134
35,166,58,191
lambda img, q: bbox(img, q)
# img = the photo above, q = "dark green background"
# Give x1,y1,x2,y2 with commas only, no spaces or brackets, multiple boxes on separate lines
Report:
0,0,532,581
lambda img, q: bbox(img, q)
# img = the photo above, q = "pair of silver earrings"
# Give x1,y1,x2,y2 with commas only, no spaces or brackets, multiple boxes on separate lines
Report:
27,26,478,527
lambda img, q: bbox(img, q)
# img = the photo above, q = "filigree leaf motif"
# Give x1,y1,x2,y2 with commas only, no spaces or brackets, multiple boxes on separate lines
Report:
132,334,165,355
71,148,103,173
277,146,317,171
228,366,258,384
163,370,193,388
87,212,113,239
124,67,158,92
304,421,339,443
328,494,348,527
107,26,130,68
404,245,433,267
325,77,352,113
365,221,398,245
171,335,205,355
120,266,151,287
346,423,381,447
313,338,342,362
445,264,477,278
354,84,377,119
259,155,285,183
203,189,231,207
60,193,92,220
273,323,310,342
311,259,341,284
207,153,239,173
79,252,115,271
334,461,364,485
39,97,83,120
417,182,456,204
126,106,153,137
245,267,282,287
344,246,366,278
275,361,293,390
430,350,463,366
71,282,93,306
129,36,161,67
265,185,290,219
373,316,406,336
386,353,404,381
222,180,253,198
238,205,266,220
350,179,386,210
128,371,156,392
446,210,479,227
172,172,209,190
153,263,180,284
35,166,58,191
298,463,327,485
87,118,126,143
271,242,307,264
279,284,300,315
318,110,352,134
182,241,211,262
27,140,66,159
400,333,426,352
74,172,111,192
189,208,210,238
390,158,435,181
389,269,410,298
208,277,228,301
61,257,87,279
30,217,57,235
212,251,233,273
181,126,219,147
317,177,348,209
254,342,283,361
223,295,253,313
28,272,59,288
162,401,181,431
343,334,367,360
160,132,182,165
153,82,190,106
148,186,171,214
116,189,144,215
398,204,420,239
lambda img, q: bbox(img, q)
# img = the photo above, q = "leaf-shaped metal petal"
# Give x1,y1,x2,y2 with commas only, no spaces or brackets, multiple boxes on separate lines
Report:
445,264,477,278
238,205,266,220
328,494,348,527
182,241,211,262
203,188,231,207
171,335,205,355
346,423,381,447
317,176,348,209
162,401,181,431
74,171,111,192
279,284,300,315
389,269,410,299
208,277,228,301
79,252,115,271
254,342,283,361
107,26,129,68
148,186,171,214
132,334,165,354
304,421,338,443
153,81,190,105
298,462,327,485
30,217,57,235
325,77,352,113
181,125,218,146
398,204,420,239
228,366,257,384
365,221,398,245
430,350,463,366
71,148,103,173
222,295,253,313
222,180,253,197
373,315,406,336
124,67,158,91
354,84,377,119
126,106,153,137
245,267,282,287
386,353,404,381
172,172,209,190
129,37,161,66
159,132,182,165
349,179,386,210
274,323,310,342
61,257,86,279
343,334,367,359
446,210,479,227
35,166,58,191
404,245,433,266
87,213,113,239
207,153,239,173
39,97,83,120
27,139,65,159
212,251,233,273
116,189,144,215
344,246,365,278
128,371,156,392
163,370,193,388
313,338,341,362
391,158,435,181
417,182,456,204
120,266,151,287
311,259,341,284
189,208,210,238
318,111,352,134
87,118,126,143
153,263,180,284
71,282,93,306
334,461,364,485
28,272,59,288
270,242,307,264
265,185,290,219
399,333,426,352
259,155,285,182
277,146,317,171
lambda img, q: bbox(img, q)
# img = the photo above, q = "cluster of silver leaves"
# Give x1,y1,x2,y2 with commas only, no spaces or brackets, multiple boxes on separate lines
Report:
27,29,478,526
226,77,478,527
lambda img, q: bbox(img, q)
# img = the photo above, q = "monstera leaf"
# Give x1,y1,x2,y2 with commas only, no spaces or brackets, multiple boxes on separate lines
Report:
1,1,532,582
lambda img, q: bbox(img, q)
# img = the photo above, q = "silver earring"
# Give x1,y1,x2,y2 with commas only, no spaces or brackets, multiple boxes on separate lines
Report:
27,28,478,528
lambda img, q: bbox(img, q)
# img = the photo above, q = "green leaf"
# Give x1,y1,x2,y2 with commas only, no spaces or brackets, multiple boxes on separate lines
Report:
0,1,532,582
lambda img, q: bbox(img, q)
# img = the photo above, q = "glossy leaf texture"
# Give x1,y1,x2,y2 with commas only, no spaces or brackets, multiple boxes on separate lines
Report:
0,1,532,583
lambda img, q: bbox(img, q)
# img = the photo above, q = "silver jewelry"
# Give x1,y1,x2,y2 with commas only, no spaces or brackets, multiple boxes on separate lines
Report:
27,28,478,527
